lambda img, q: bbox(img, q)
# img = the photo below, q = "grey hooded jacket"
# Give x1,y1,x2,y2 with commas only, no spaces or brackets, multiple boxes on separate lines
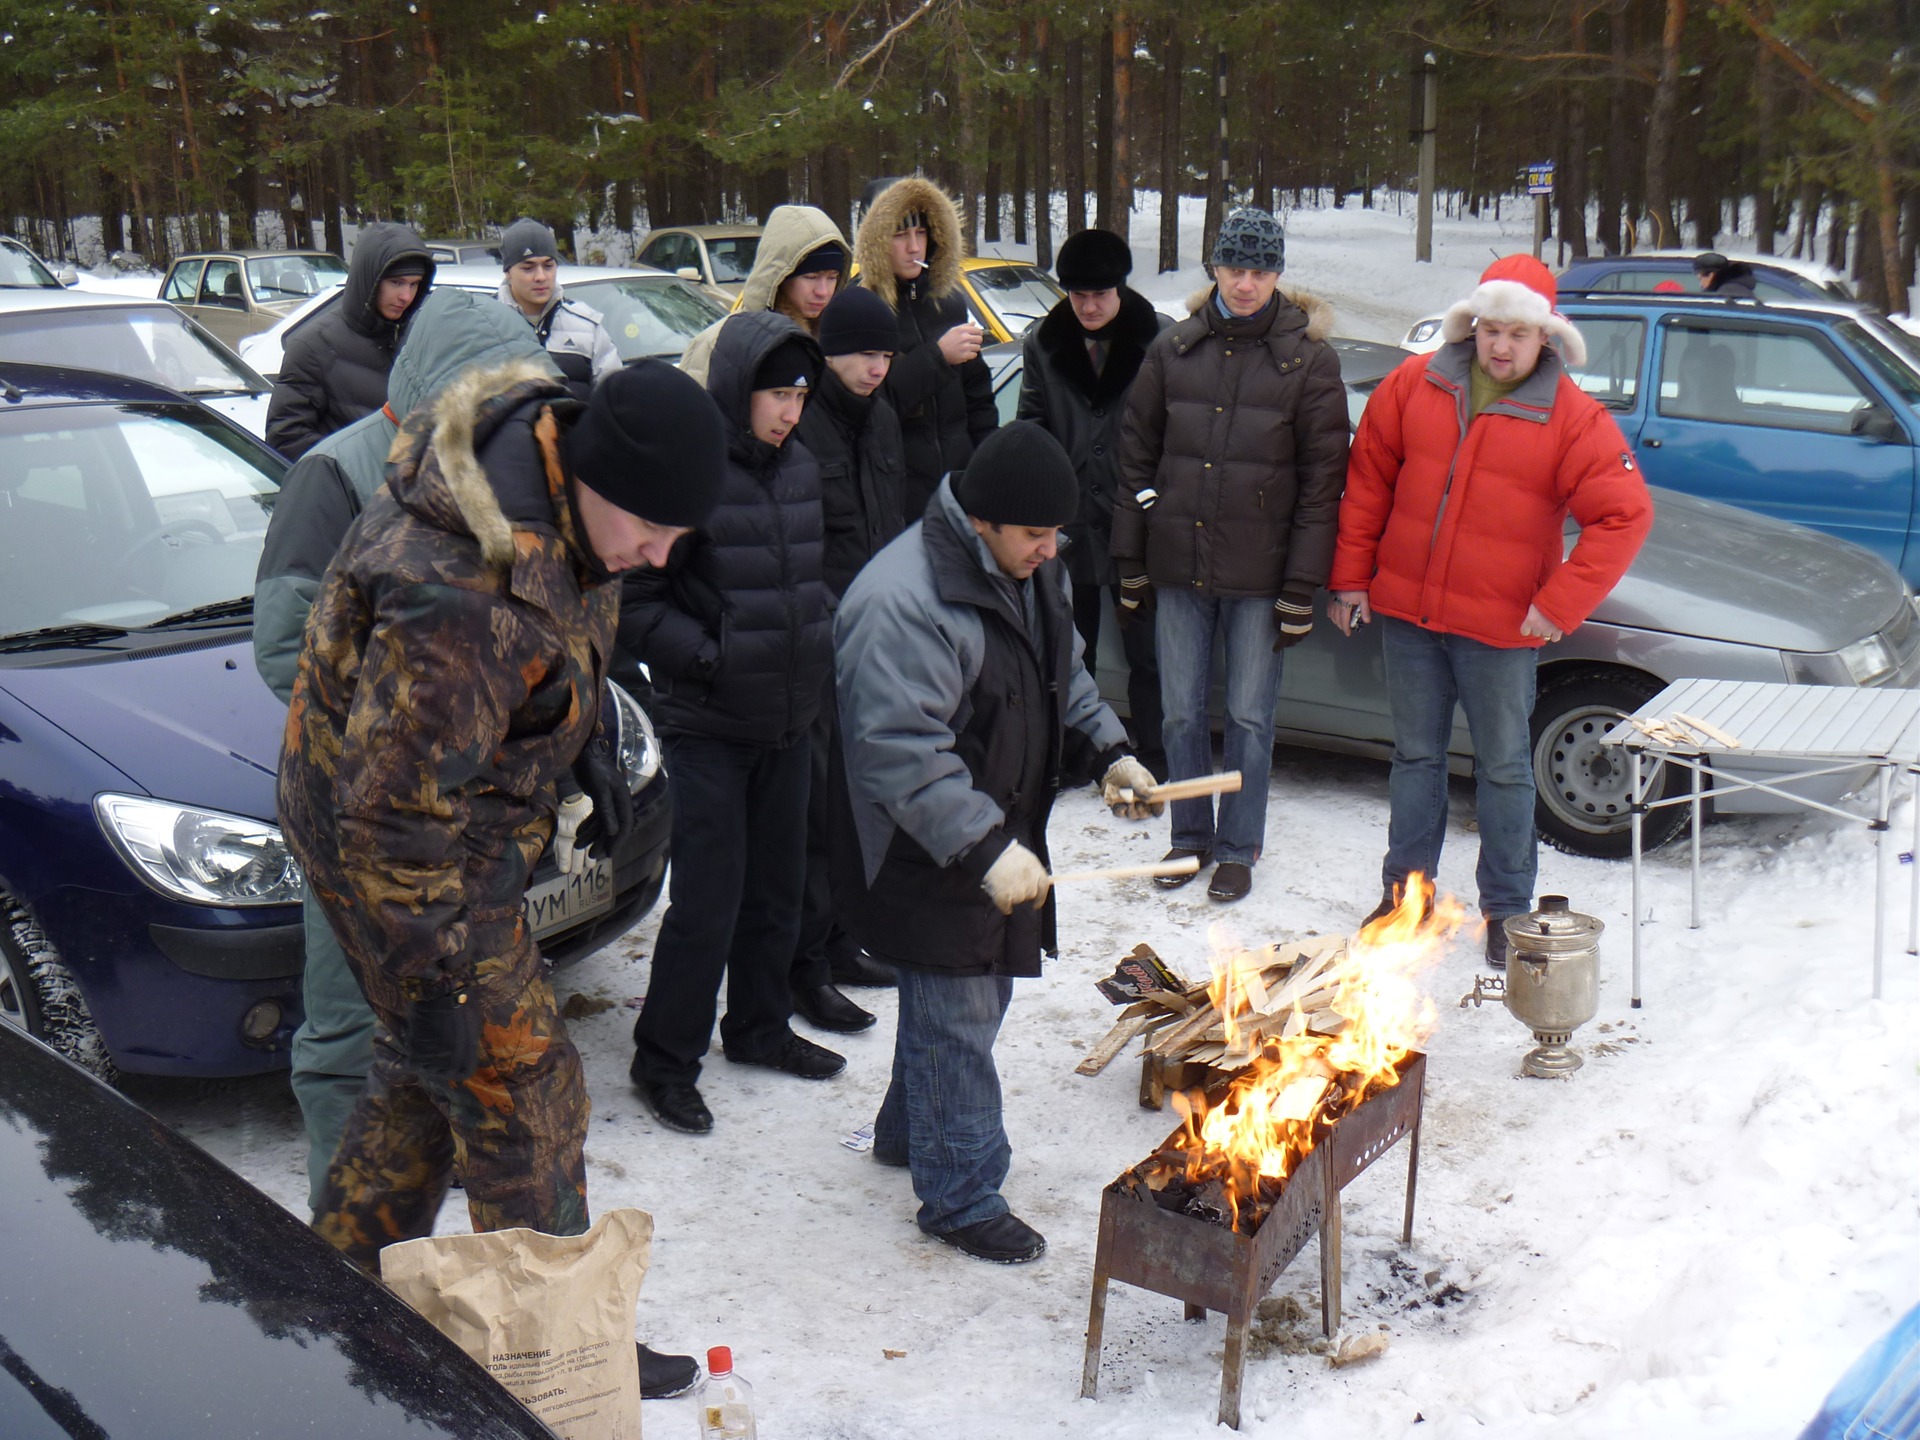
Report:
252,288,562,701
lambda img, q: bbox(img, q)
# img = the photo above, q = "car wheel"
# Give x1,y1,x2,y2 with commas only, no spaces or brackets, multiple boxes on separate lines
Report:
1,893,117,1083
1531,667,1690,860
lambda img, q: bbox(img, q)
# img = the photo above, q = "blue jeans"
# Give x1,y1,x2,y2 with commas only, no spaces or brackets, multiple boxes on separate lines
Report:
1379,616,1538,919
874,967,1015,1234
1156,587,1283,865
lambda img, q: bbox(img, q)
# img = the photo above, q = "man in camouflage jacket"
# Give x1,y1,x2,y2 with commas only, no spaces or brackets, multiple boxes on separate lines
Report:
278,356,724,1269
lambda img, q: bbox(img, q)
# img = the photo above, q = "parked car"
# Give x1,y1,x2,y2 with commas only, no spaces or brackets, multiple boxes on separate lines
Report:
159,249,348,347
0,288,274,437
424,236,500,265
0,1020,560,1439
636,223,764,303
0,363,672,1079
987,340,1920,857
238,263,726,379
842,255,1066,344
1,234,77,289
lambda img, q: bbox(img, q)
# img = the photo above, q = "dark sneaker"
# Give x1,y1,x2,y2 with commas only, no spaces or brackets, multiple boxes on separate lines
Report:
872,1147,909,1168
725,1031,846,1080
934,1212,1048,1264
1362,887,1435,929
636,1079,713,1134
637,1344,700,1400
1486,918,1512,970
828,942,897,987
1208,861,1253,902
1155,847,1212,889
791,982,876,1033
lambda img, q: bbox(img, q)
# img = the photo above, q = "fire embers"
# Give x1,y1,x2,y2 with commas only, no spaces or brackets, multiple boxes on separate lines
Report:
1128,876,1462,1233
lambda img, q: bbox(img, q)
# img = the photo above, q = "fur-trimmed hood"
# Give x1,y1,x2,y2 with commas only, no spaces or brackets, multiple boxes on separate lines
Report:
1183,282,1335,342
385,357,572,569
854,175,965,308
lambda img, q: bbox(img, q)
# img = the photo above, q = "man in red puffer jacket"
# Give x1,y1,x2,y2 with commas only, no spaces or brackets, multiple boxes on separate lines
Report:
1328,254,1652,966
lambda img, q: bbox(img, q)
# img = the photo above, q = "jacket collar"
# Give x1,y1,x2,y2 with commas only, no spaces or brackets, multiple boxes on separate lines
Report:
924,479,1037,638
1423,339,1565,421
1034,288,1162,404
1167,281,1334,356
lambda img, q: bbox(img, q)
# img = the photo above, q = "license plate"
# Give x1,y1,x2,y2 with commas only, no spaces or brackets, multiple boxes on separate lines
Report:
524,857,615,940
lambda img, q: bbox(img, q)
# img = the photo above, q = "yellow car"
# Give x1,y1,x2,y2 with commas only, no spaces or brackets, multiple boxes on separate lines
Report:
752,254,1066,345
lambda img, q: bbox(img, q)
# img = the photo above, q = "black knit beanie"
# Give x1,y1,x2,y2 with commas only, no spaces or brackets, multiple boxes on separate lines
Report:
569,360,726,528
789,241,846,278
816,287,898,356
751,334,822,392
500,218,559,270
954,421,1078,528
1056,229,1132,291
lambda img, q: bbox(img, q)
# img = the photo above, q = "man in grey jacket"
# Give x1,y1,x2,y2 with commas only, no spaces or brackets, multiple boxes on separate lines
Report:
497,218,620,399
832,421,1159,1264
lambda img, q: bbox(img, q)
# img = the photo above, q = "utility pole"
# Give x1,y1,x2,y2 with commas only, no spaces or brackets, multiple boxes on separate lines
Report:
1411,53,1437,263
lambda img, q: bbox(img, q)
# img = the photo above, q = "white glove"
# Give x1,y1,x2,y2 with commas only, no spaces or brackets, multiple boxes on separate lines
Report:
981,840,1051,915
1101,756,1163,820
552,792,596,876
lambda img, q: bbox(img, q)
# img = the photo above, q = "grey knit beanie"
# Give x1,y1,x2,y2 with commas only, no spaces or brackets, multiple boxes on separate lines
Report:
1210,208,1285,273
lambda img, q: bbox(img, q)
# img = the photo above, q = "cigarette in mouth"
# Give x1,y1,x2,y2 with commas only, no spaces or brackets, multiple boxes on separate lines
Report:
913,259,930,270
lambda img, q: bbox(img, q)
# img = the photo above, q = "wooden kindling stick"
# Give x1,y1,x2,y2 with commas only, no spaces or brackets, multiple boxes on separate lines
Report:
1118,771,1244,804
1049,856,1202,886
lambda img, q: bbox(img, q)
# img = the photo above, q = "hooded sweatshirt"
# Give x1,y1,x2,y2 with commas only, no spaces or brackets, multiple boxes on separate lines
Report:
265,222,435,459
253,288,562,701
676,204,848,388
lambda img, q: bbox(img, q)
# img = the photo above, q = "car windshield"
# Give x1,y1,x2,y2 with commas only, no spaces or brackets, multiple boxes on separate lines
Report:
0,403,282,638
568,276,728,360
245,254,347,303
1839,319,1920,406
705,237,760,284
968,264,1065,336
0,307,267,397
0,242,60,289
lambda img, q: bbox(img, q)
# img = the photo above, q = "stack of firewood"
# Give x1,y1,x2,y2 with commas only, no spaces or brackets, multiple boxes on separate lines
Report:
1076,938,1354,1109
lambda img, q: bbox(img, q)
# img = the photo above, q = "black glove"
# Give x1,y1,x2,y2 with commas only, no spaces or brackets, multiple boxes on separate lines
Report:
1116,561,1156,630
569,695,633,861
403,988,481,1081
1272,587,1316,652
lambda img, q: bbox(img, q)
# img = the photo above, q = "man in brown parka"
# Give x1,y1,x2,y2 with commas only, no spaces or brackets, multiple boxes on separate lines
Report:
277,357,725,1269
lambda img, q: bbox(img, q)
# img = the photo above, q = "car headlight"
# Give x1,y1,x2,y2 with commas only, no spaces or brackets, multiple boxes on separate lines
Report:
1784,633,1897,687
95,794,305,907
1407,318,1442,344
609,682,662,791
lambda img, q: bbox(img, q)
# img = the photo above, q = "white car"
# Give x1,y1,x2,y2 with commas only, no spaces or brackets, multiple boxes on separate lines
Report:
1,236,79,289
0,289,273,437
238,263,727,379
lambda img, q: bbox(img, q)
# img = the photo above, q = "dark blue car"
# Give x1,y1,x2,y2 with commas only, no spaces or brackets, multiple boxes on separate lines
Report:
0,363,670,1079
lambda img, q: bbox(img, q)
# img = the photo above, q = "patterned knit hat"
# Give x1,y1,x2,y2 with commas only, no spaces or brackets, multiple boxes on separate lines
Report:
1209,208,1285,273
1439,254,1587,366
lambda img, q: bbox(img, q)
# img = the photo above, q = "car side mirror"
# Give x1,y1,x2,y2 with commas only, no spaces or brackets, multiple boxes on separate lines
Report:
1851,406,1904,443
57,267,80,287
675,266,701,282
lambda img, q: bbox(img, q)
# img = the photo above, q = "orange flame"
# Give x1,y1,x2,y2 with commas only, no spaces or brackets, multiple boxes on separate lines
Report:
1166,875,1465,1229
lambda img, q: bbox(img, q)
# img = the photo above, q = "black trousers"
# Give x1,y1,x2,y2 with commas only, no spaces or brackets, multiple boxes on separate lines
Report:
1073,579,1165,771
789,676,846,991
632,731,811,1085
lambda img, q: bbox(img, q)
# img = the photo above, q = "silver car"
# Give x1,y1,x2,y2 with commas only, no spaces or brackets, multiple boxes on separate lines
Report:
988,342,1920,858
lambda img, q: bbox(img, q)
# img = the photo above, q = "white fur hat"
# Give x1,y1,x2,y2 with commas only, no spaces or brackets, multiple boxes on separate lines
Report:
1439,254,1586,367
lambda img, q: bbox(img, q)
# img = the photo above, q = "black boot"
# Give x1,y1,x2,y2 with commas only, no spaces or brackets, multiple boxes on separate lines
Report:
792,982,876,1033
637,1344,700,1399
827,934,896,987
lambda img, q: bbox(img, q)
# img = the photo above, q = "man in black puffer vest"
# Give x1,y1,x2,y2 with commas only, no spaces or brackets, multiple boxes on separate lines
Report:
786,286,909,1034
1018,228,1171,778
621,311,842,1136
266,222,434,459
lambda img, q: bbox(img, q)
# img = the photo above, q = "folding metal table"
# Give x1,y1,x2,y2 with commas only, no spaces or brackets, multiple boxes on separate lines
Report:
1603,678,1920,1005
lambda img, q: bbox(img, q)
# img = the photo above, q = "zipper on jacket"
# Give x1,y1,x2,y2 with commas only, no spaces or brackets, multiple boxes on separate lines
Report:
1422,370,1473,620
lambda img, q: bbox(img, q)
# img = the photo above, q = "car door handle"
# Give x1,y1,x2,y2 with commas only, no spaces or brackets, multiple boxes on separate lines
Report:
1644,438,1662,448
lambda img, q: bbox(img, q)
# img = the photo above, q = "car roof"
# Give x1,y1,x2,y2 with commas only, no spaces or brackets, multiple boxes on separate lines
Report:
168,249,341,263
963,256,1047,270
644,224,763,239
1562,249,1847,287
0,359,191,406
0,288,177,316
1556,291,1867,324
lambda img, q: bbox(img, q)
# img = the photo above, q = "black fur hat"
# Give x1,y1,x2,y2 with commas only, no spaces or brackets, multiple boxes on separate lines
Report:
1056,229,1132,291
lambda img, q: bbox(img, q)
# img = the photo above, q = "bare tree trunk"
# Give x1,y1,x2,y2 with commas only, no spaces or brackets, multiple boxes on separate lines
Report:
1202,46,1228,262
1034,19,1054,269
1643,0,1685,247
1064,33,1087,235
1752,42,1777,253
1110,10,1132,245
1901,189,1919,317
1094,19,1114,232
1013,93,1029,246
1559,8,1591,258
1158,23,1182,272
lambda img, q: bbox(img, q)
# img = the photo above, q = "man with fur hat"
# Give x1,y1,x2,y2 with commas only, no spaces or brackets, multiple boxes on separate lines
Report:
679,203,848,387
853,175,998,518
1329,254,1652,964
1019,227,1170,777
1111,206,1350,903
833,421,1160,1264
497,217,620,398
623,312,843,1137
267,221,435,458
277,344,726,1289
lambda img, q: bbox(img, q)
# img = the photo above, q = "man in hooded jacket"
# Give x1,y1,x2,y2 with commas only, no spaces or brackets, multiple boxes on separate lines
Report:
678,203,848,387
266,221,434,459
853,175,998,517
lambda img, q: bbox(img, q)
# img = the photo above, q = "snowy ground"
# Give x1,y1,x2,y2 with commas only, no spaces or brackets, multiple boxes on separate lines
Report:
127,200,1918,1436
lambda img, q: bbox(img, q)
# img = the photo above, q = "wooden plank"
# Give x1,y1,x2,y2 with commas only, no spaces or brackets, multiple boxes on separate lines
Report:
1076,1014,1151,1076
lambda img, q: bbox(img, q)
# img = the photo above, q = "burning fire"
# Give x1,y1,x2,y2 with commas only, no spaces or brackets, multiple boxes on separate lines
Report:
1157,875,1466,1231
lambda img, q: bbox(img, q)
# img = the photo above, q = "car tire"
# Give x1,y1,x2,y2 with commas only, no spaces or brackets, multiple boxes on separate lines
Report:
1531,667,1691,860
1,893,117,1083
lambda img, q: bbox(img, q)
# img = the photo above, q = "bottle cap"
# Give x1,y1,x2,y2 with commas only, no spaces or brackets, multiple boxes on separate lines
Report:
706,1345,732,1376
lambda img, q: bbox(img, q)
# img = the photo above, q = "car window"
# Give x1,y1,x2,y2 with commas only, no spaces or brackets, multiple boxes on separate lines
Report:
0,307,265,396
967,264,1064,337
0,405,282,635
200,260,243,307
1658,322,1876,433
1587,265,1695,294
566,276,728,361
0,240,60,289
705,237,760,283
246,255,344,302
1563,316,1646,409
163,261,206,304
1836,319,1920,407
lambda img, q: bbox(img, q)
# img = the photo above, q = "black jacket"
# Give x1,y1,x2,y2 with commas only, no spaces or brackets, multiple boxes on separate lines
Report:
617,311,832,747
266,223,434,459
875,280,997,518
795,368,907,600
1016,288,1168,586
